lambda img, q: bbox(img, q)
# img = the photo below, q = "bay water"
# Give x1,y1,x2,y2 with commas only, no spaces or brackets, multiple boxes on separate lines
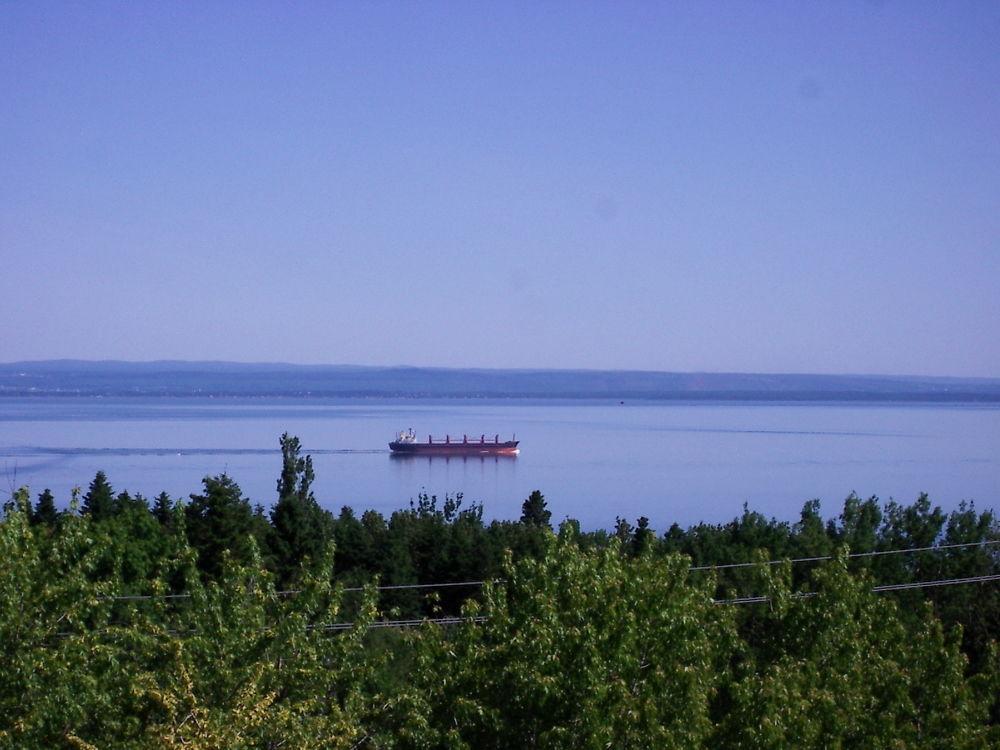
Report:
1,397,997,530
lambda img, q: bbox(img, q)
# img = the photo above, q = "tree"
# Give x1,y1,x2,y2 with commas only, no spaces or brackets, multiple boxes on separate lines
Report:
269,434,334,584
929,501,1000,673
31,488,59,526
613,516,634,545
186,474,262,578
275,432,314,502
81,470,115,521
792,499,830,556
520,489,552,529
407,528,734,748
152,491,175,526
103,491,168,586
0,490,387,749
831,492,882,555
631,516,654,556
719,550,993,748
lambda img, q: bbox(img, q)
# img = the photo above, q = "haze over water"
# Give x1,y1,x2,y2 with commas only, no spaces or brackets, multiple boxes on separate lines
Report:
2,397,996,530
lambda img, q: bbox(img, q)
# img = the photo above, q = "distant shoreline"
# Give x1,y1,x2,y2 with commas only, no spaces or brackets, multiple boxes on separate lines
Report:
2,360,999,403
3,392,1000,404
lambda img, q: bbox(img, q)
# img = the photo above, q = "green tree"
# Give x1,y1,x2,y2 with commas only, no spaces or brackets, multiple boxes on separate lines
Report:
152,491,174,526
407,527,735,749
81,470,115,521
186,474,263,578
275,432,314,501
631,516,654,556
719,550,994,748
520,489,551,529
792,499,830,557
31,488,59,526
269,433,334,584
830,493,882,563
928,501,1000,673
103,492,170,586
0,488,127,748
0,489,392,749
136,541,384,750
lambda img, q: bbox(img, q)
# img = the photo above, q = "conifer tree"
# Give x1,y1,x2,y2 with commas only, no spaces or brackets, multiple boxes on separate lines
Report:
520,489,552,528
186,473,260,578
152,491,174,527
31,488,59,526
81,470,115,521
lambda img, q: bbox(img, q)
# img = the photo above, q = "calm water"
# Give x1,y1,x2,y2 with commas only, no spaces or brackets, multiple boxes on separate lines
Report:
1,397,997,530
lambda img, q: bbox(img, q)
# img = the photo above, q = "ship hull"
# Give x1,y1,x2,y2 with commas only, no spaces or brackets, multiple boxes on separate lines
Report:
389,441,519,456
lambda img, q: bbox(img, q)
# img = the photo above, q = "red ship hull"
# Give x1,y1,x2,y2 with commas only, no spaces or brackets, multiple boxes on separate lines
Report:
389,439,519,456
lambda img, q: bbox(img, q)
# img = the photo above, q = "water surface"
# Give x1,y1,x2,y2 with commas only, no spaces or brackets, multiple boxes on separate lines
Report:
1,397,997,530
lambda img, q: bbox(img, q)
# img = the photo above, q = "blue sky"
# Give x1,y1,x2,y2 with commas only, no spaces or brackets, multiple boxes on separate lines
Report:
2,2,997,376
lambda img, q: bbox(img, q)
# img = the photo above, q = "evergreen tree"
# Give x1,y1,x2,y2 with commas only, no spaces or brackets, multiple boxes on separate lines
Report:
81,470,115,521
520,489,552,528
332,506,372,577
114,489,135,513
186,473,260,578
31,488,59,526
104,491,167,585
151,491,174,527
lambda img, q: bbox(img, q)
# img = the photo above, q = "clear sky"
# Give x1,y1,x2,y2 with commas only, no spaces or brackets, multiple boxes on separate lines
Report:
2,2,997,376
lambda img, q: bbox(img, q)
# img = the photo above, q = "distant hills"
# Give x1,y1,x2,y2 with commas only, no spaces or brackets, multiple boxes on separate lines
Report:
1,360,999,402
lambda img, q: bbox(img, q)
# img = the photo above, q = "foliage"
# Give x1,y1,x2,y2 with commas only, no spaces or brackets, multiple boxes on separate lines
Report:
520,489,551,528
185,473,269,579
1,436,997,747
30,488,59,526
407,529,734,749
720,551,995,748
81,470,115,521
270,433,335,584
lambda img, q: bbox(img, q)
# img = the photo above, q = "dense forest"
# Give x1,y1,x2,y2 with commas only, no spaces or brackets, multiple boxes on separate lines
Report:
2,433,998,748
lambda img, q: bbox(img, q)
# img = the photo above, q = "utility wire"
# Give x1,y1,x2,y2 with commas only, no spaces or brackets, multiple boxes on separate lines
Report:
309,580,488,595
101,579,494,603
63,574,1000,639
54,615,487,639
95,539,998,603
712,573,1000,606
872,574,1000,593
689,539,999,572
310,616,488,632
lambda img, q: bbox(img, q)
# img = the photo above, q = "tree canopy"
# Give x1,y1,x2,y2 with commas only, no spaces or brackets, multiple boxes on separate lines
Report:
2,437,997,747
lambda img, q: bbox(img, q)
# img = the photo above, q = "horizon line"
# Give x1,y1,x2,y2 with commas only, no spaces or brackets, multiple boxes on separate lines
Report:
2,358,999,383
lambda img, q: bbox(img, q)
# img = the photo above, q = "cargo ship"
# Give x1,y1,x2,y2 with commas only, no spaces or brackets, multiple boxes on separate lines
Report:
389,428,520,456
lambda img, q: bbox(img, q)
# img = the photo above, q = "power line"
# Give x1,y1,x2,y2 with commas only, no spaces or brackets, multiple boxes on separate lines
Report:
101,579,494,603
310,616,487,632
314,580,489,594
94,539,998,603
49,575,1000,638
689,539,999,572
712,573,1000,606
54,615,487,639
872,574,1000,593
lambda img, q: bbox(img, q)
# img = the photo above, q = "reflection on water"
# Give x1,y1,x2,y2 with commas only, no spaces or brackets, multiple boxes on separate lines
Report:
388,453,517,463
389,452,519,508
